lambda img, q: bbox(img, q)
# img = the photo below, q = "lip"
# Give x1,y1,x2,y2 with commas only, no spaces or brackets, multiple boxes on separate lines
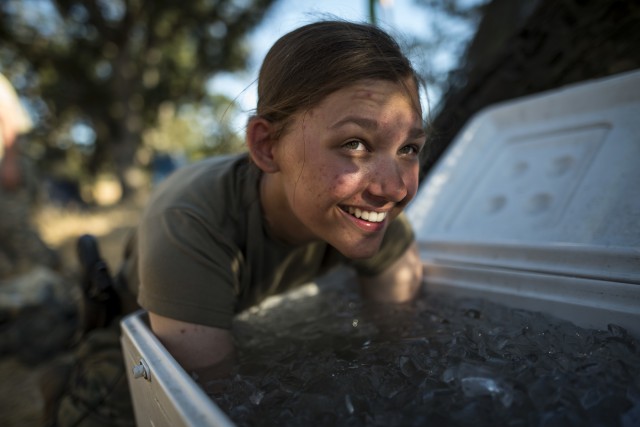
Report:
339,205,387,233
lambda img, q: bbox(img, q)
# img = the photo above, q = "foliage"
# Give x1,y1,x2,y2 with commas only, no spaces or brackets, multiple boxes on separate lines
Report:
140,93,247,164
0,0,275,192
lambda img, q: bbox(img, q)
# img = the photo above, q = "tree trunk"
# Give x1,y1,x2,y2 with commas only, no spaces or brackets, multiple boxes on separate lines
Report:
421,0,640,180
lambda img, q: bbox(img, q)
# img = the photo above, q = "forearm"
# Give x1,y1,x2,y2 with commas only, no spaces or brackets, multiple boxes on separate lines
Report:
1,114,18,151
0,124,21,191
148,311,236,377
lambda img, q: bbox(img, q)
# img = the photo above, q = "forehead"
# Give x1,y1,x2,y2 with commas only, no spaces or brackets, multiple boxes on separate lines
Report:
318,78,422,114
312,78,423,122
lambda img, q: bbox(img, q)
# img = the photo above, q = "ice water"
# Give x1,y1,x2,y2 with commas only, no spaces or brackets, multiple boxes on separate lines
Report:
200,279,640,427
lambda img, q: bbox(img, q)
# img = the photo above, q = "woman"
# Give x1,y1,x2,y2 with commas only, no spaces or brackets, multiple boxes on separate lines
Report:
128,20,427,377
52,20,427,426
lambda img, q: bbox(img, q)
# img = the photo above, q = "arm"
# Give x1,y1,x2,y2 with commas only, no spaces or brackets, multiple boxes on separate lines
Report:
0,111,21,191
148,311,236,380
0,74,31,191
357,241,423,303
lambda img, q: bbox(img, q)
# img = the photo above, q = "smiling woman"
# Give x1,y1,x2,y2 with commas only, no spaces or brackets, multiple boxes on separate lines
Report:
141,20,426,376
52,20,427,426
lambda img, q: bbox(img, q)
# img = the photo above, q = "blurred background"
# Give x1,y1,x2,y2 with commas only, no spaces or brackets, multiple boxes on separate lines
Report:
3,0,639,207
1,0,639,424
0,0,488,210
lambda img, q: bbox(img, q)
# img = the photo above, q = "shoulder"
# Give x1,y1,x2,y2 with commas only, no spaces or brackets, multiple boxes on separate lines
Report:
145,152,258,213
137,152,260,253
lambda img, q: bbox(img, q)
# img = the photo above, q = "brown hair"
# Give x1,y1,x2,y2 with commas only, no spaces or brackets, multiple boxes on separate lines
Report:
256,20,421,138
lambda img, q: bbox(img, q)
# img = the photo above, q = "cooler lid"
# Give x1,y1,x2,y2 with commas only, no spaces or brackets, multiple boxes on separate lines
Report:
408,70,640,285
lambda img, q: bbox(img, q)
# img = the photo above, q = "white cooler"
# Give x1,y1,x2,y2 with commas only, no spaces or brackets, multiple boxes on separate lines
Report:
407,69,640,338
121,69,640,426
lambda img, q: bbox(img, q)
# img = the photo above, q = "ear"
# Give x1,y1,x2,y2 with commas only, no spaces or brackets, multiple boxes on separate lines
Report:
246,117,280,173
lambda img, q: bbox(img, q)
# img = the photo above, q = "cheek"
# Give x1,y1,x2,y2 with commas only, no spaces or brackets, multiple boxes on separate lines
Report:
305,159,360,194
327,169,365,198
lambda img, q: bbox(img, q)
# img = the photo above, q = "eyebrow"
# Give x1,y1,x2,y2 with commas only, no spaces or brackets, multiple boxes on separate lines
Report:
329,116,378,131
409,127,427,140
330,116,426,140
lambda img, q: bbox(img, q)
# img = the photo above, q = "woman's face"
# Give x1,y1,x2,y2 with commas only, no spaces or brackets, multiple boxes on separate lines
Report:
264,78,425,259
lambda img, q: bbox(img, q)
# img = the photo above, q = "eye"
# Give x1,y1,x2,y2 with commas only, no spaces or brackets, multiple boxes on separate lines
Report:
342,139,367,152
398,144,421,157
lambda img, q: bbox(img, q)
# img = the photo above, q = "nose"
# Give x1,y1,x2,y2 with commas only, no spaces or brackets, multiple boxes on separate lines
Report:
365,157,409,204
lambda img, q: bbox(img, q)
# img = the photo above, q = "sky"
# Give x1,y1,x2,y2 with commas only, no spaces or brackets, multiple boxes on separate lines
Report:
207,0,449,123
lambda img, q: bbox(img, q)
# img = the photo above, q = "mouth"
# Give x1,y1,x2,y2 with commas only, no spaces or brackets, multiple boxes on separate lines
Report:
341,206,387,223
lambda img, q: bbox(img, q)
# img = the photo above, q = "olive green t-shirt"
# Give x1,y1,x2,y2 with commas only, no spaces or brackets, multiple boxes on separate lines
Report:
125,153,414,330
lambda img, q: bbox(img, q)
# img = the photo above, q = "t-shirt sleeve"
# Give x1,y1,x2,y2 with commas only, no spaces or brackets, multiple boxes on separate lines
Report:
349,212,415,277
136,207,240,330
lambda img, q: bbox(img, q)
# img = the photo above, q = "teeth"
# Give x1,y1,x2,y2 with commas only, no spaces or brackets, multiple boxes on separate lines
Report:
346,207,387,223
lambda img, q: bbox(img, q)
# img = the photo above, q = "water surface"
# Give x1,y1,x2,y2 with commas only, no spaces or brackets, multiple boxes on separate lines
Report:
202,279,640,427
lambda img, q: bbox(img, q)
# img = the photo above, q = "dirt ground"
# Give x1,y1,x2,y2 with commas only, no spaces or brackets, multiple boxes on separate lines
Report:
0,193,146,426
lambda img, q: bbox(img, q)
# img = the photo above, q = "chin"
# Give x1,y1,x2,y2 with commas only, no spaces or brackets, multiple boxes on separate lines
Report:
336,241,382,260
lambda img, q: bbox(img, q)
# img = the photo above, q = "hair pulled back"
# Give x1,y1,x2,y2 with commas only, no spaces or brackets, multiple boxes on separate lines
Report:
256,20,420,137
